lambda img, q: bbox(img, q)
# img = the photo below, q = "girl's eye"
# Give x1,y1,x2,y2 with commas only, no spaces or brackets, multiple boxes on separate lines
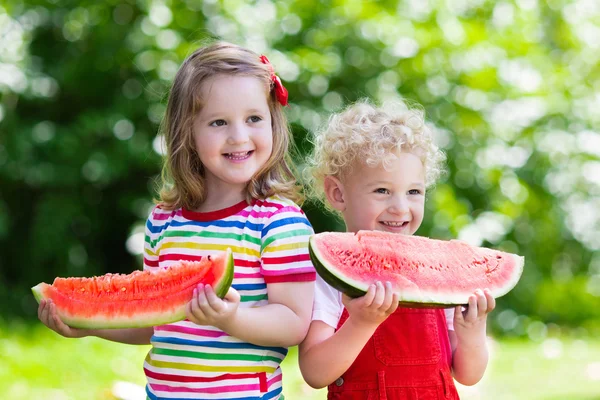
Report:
408,189,422,195
248,115,262,123
375,188,390,194
210,119,227,127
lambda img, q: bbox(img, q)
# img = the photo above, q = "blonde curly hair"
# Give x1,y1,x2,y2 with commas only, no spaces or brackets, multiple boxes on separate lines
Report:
305,99,446,211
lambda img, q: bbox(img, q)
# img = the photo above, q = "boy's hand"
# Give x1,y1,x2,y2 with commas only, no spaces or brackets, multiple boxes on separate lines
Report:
186,284,240,330
453,288,495,343
37,299,88,338
342,281,399,328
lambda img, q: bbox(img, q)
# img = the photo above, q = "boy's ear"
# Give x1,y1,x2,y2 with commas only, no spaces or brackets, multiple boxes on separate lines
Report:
323,176,346,212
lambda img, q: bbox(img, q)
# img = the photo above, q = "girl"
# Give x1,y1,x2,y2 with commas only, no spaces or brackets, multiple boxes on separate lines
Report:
37,41,315,400
300,100,495,399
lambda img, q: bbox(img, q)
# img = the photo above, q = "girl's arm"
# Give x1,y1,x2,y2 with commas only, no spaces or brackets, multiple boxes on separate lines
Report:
450,289,496,386
186,280,314,347
38,298,153,344
298,282,398,389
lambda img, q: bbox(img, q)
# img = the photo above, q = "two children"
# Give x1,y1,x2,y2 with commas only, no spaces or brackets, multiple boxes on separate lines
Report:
300,101,495,399
37,41,495,399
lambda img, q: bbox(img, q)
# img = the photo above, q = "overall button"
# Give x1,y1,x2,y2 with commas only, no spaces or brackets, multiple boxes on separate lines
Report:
335,377,344,387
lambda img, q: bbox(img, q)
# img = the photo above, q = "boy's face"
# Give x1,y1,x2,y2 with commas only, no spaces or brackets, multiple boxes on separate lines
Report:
330,152,426,235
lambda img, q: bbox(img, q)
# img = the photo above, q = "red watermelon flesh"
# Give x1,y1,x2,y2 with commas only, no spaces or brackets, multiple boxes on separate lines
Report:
32,249,234,329
309,231,524,306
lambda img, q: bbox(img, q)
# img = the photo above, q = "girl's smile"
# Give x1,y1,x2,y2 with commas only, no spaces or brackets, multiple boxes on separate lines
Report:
192,74,273,208
224,150,254,162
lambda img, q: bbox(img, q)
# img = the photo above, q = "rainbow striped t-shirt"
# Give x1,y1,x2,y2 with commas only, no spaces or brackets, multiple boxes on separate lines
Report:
142,195,316,400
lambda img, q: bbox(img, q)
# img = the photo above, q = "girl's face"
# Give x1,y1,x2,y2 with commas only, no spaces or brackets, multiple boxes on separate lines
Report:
193,75,273,200
332,152,426,235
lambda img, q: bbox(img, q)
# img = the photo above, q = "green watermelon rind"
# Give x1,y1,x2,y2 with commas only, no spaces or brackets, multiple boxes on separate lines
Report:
31,248,235,329
309,234,525,307
213,248,235,298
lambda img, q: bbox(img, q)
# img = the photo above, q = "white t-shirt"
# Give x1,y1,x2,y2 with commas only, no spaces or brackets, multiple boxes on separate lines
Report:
312,275,455,330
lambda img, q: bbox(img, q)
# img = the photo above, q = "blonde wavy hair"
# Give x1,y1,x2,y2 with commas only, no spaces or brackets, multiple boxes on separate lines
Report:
157,41,301,211
305,99,446,211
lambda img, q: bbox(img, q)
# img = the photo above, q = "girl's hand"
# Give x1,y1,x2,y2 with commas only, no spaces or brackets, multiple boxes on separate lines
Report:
342,281,399,328
186,284,241,330
37,299,88,338
453,288,495,342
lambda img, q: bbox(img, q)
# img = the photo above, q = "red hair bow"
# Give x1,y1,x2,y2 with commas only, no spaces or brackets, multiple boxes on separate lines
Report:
260,55,289,106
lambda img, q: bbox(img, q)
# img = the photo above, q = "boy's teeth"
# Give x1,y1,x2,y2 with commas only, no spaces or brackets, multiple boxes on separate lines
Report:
382,221,406,227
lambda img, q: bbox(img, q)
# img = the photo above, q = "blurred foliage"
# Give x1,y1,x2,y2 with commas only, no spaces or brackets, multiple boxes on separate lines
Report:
1,0,599,337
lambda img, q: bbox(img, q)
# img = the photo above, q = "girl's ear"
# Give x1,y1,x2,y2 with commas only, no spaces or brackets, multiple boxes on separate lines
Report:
323,176,346,212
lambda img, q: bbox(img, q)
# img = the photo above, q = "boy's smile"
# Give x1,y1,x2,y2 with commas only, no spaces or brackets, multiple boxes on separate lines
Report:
327,151,426,235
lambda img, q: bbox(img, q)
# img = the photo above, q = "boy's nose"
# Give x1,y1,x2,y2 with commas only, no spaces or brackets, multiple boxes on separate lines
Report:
227,124,249,144
388,196,409,215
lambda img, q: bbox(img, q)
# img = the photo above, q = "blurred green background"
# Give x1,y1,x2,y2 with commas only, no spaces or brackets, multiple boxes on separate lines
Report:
1,0,599,398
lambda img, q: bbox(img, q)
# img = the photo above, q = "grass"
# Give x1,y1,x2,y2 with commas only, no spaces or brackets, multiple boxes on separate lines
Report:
2,321,600,399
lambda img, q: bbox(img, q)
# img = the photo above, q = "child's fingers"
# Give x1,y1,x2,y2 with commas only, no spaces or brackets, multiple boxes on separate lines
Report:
371,281,385,308
48,302,68,334
475,289,487,317
465,294,478,321
186,300,203,322
454,304,464,323
360,284,376,307
52,303,72,333
40,300,54,327
37,299,45,321
187,292,207,322
38,299,49,324
195,285,218,317
379,282,394,312
484,289,496,312
46,302,58,330
388,292,400,314
52,309,69,335
204,285,226,312
192,287,208,313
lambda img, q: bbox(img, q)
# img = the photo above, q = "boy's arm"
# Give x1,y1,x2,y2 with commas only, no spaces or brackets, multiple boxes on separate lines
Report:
299,317,378,388
450,289,495,385
38,298,153,344
187,280,315,348
299,282,398,389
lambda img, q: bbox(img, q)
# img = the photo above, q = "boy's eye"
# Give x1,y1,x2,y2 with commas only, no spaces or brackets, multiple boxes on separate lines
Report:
408,189,422,195
375,188,390,194
248,115,262,123
210,119,227,127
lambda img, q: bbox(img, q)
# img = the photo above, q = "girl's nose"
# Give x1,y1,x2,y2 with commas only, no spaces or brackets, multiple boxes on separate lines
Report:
227,123,249,145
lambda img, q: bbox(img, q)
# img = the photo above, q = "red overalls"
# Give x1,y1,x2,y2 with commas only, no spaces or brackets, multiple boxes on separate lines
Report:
327,307,460,400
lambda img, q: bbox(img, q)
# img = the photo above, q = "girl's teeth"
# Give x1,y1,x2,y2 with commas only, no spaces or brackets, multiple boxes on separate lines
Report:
226,152,250,159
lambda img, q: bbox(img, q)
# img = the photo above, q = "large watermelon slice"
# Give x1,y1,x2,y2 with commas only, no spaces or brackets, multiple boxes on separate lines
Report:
309,231,524,307
32,249,234,329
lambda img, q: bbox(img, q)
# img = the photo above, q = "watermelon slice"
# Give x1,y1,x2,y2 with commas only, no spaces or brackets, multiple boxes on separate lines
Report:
309,231,524,307
32,249,234,329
